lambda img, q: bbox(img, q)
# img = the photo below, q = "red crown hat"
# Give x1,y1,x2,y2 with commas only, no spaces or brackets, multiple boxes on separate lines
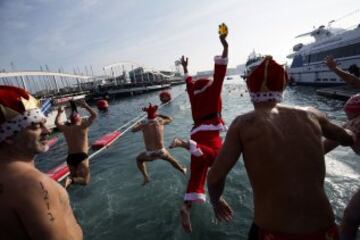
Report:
246,56,288,103
142,103,158,120
194,78,212,95
344,94,360,119
0,85,45,142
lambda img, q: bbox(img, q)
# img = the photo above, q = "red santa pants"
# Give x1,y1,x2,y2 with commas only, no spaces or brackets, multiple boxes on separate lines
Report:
184,131,222,203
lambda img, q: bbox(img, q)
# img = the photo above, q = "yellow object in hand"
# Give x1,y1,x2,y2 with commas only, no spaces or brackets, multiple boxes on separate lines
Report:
218,23,228,36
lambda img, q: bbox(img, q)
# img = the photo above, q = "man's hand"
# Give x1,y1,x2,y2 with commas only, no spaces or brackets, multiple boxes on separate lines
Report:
180,56,188,74
219,23,228,49
213,197,233,222
218,23,228,58
324,56,337,70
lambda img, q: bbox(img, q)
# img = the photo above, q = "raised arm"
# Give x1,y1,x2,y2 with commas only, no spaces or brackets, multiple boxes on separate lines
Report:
324,56,360,88
219,25,228,59
181,55,188,75
131,122,143,133
157,114,173,125
211,25,229,95
207,118,242,222
181,55,195,100
55,107,65,132
77,99,97,128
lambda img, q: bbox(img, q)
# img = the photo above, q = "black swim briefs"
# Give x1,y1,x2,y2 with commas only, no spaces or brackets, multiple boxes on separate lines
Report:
66,152,88,166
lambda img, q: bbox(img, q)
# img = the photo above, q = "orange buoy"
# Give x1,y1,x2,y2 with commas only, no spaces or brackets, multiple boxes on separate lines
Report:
96,99,109,111
159,91,171,104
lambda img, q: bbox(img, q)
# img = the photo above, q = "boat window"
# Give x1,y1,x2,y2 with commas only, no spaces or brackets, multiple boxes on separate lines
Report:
290,55,304,68
307,42,360,63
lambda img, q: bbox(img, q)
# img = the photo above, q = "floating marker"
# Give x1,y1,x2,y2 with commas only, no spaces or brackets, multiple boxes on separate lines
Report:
91,130,122,150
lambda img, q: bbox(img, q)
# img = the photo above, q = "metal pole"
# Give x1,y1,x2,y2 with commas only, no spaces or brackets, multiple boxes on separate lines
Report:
20,75,27,90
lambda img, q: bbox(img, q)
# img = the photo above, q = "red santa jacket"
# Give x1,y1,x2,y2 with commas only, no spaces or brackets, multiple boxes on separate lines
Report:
185,56,228,134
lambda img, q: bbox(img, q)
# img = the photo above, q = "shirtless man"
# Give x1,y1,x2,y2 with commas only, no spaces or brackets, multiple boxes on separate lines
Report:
55,99,97,188
207,56,356,239
132,103,186,185
169,24,228,232
0,85,83,240
323,94,360,240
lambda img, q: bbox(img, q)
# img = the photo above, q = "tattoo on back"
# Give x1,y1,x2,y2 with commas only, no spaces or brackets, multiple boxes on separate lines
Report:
39,182,55,222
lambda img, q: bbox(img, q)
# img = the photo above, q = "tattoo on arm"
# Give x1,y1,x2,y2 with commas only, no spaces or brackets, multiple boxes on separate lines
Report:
39,182,55,222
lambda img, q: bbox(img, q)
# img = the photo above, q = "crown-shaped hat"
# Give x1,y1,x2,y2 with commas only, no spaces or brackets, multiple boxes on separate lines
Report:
344,93,360,119
142,103,158,120
0,85,40,124
0,85,45,142
246,56,288,103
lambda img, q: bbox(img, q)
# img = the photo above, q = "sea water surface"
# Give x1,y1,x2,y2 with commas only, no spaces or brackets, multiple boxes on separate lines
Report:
36,76,360,240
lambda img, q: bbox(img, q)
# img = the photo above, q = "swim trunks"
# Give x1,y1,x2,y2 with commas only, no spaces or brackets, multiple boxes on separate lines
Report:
248,222,339,240
145,148,166,157
66,152,88,167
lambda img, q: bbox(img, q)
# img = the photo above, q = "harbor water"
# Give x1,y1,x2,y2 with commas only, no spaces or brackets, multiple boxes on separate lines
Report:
36,76,360,240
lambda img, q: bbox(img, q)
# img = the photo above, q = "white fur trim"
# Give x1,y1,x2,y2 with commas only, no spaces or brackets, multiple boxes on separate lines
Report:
184,193,206,203
188,139,203,157
193,80,213,95
191,123,226,135
249,91,283,103
214,55,228,65
0,108,46,142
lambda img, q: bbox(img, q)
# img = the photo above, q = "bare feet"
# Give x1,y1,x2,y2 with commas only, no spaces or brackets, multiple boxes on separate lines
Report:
64,177,73,189
169,137,187,149
142,178,150,186
180,204,192,233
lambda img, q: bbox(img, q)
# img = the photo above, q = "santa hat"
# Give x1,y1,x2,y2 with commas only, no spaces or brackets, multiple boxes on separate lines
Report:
70,112,81,124
194,79,212,95
344,94,360,119
0,85,46,142
142,103,158,120
246,56,288,103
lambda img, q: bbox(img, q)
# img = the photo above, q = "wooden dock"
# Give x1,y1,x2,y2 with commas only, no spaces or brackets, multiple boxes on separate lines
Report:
316,86,359,101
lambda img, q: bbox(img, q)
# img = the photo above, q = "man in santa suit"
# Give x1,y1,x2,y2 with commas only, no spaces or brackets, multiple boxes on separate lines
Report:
169,26,228,232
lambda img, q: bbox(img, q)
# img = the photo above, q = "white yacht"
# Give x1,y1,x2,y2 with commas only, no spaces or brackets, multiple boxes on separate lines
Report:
287,22,360,86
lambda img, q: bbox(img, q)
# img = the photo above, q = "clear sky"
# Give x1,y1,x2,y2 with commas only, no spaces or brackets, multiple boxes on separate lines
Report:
0,0,359,75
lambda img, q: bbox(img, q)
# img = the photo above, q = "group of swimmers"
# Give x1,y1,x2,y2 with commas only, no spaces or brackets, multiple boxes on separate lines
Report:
0,23,360,239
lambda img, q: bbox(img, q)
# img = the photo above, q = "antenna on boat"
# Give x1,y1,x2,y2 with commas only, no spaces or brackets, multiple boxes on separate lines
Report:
327,20,335,28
